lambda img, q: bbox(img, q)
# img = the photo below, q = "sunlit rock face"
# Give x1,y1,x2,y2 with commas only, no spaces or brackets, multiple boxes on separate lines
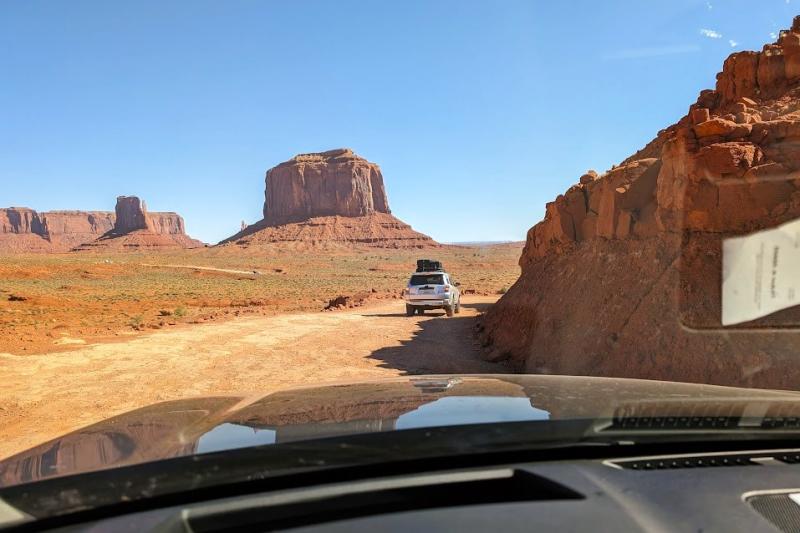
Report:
480,17,800,390
263,148,390,225
74,196,202,251
220,148,436,248
0,207,115,252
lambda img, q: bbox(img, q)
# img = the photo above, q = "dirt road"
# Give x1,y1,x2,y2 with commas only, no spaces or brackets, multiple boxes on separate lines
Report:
0,296,506,460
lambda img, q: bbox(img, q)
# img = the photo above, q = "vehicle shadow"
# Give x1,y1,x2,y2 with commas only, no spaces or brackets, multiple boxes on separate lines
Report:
370,303,490,319
370,311,449,318
460,302,492,313
366,313,510,376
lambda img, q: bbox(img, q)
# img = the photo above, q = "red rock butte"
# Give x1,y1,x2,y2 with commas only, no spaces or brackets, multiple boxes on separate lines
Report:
0,197,202,253
220,148,437,248
480,16,800,390
74,196,203,251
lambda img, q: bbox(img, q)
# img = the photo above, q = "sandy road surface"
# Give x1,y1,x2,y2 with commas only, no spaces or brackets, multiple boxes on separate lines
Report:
0,296,506,460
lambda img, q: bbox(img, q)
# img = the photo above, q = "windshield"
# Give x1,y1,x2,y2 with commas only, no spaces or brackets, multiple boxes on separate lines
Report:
410,274,445,286
3,0,800,495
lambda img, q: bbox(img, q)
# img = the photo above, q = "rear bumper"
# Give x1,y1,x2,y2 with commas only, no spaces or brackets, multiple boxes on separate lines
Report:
405,298,450,308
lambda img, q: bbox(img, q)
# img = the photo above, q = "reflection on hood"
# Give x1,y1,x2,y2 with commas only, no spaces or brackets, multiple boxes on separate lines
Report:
2,374,799,487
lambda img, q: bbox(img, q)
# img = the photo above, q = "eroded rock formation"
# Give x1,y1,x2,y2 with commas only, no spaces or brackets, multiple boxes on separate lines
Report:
0,197,201,253
264,148,390,225
480,18,800,389
221,149,436,248
0,208,115,253
75,196,202,251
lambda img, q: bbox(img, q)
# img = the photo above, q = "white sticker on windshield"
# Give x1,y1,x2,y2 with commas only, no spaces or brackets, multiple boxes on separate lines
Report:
722,217,800,326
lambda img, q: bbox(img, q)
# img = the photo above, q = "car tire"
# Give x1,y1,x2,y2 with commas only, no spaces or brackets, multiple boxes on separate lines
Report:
445,304,454,317
406,304,415,317
454,299,461,314
417,308,425,316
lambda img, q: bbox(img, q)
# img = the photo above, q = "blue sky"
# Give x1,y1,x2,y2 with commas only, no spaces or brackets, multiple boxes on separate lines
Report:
1,1,797,244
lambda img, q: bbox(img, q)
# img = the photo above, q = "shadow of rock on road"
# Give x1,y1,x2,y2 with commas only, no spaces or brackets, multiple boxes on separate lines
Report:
367,309,511,376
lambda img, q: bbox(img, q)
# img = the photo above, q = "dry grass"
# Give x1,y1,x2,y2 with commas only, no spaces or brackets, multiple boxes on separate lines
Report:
0,244,522,355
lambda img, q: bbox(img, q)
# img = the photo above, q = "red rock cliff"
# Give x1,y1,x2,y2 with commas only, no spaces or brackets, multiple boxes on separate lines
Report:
0,208,114,252
220,149,436,248
0,197,200,253
263,148,391,225
114,196,151,233
480,18,800,390
75,196,202,251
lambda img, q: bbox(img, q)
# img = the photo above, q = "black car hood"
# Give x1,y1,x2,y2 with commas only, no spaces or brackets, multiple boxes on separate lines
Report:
2,374,800,487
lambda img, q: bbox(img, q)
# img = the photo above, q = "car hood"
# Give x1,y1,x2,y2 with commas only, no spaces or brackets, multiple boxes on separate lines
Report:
2,374,800,487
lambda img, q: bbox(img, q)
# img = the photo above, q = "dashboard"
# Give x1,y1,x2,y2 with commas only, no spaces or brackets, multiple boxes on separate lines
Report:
37,447,800,532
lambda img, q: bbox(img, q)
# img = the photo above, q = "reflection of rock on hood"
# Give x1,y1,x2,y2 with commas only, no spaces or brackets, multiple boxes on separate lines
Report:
3,374,798,487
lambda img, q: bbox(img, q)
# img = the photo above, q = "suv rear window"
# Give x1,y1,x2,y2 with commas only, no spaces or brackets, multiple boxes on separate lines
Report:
410,274,445,286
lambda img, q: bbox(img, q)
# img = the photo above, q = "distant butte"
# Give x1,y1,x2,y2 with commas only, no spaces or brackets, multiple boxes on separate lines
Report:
74,196,203,251
220,148,437,248
0,197,202,253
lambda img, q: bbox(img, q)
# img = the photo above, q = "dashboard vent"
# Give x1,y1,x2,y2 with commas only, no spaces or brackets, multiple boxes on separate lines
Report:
606,401,800,431
607,449,800,470
748,492,800,533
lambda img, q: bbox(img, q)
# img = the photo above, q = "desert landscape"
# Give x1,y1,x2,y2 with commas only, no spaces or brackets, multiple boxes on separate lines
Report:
5,15,800,462
0,148,522,459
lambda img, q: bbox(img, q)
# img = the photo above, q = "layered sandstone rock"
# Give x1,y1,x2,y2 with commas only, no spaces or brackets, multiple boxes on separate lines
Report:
0,197,201,253
221,149,436,248
75,196,202,251
114,196,150,233
264,148,390,225
480,18,800,389
0,208,115,253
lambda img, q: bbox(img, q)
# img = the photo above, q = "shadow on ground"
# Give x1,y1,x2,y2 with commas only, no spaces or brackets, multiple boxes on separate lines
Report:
366,308,510,376
370,302,492,319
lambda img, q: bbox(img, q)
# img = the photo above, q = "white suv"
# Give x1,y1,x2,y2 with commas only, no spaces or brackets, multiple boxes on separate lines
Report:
404,271,461,317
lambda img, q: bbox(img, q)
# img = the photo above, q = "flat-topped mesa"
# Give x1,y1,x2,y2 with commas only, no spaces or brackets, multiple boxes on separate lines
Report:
0,208,45,235
0,208,115,252
219,148,436,248
264,148,391,226
0,197,202,253
479,16,800,389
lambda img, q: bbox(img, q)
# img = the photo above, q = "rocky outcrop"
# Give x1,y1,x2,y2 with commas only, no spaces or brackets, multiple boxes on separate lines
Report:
264,148,390,225
480,18,800,390
0,208,115,253
0,197,201,253
221,149,436,248
114,196,150,233
222,212,435,249
75,196,202,251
